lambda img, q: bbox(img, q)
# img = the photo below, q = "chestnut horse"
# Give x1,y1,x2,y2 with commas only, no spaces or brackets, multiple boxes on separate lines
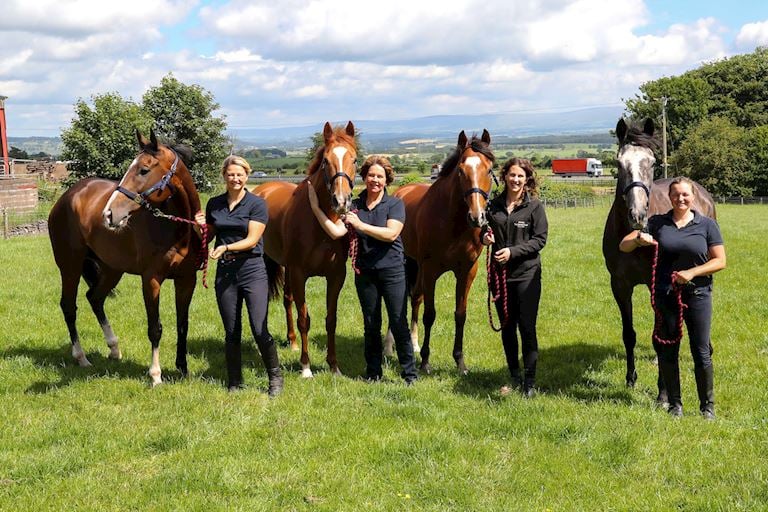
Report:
394,130,495,374
603,118,715,398
253,122,357,377
48,130,204,386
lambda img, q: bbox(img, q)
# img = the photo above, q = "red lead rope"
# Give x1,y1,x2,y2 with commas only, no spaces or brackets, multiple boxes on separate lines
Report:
486,239,508,332
345,209,360,275
650,242,685,344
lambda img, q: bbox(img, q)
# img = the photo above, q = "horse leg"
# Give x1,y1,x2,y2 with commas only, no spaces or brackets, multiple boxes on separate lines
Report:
289,270,313,378
325,269,345,376
142,276,164,386
611,278,638,387
283,276,298,351
419,267,440,375
383,328,395,357
85,266,124,361
452,263,478,376
59,267,91,367
174,274,197,376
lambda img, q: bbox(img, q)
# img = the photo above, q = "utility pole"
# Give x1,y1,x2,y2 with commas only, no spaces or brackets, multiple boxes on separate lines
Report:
661,96,669,179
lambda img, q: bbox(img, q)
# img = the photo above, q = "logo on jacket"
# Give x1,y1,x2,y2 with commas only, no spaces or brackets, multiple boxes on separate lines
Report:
514,221,529,229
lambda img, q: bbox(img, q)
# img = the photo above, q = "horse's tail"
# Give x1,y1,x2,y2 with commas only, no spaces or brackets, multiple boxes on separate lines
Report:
405,256,419,296
82,251,118,298
265,255,284,301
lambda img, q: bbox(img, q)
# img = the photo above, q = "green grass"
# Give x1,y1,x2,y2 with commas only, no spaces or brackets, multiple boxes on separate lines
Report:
1,205,766,510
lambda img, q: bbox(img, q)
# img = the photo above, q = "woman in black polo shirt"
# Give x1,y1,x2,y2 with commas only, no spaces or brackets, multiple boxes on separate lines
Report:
195,155,283,396
621,177,726,419
307,155,417,384
482,158,548,398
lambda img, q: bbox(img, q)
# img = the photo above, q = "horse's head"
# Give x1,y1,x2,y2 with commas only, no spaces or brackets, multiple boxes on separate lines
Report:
102,129,188,229
616,118,658,230
450,129,495,228
316,121,357,214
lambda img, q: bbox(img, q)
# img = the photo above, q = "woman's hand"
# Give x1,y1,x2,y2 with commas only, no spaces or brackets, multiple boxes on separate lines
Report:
343,211,361,228
635,231,656,246
482,229,495,246
674,269,695,285
194,211,206,226
493,247,511,264
210,245,228,260
307,184,319,209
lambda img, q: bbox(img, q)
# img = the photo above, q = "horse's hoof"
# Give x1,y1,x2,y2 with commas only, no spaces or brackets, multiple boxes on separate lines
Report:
420,363,432,375
149,373,163,387
412,343,421,354
626,370,638,388
331,367,342,377
290,344,300,352
108,348,122,360
301,368,314,379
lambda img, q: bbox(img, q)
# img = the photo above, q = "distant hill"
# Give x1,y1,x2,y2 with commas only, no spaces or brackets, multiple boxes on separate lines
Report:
7,137,63,157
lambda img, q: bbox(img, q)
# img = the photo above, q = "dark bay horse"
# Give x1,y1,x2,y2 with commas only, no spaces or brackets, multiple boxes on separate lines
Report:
253,121,357,378
394,130,495,374
602,118,716,394
48,130,203,386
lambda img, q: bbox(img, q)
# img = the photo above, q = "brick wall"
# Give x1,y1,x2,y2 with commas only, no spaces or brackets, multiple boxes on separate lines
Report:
0,177,38,211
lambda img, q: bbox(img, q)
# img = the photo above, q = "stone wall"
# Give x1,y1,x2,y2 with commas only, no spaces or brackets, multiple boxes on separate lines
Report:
0,177,38,211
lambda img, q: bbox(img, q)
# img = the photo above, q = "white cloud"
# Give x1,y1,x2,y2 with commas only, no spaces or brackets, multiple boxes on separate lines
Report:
736,20,768,47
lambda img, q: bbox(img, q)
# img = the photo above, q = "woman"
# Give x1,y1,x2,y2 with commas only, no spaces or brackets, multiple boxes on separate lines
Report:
307,155,417,385
482,158,548,398
621,177,725,419
195,156,283,396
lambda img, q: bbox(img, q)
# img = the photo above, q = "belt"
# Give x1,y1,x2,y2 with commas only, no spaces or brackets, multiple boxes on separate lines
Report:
221,252,260,262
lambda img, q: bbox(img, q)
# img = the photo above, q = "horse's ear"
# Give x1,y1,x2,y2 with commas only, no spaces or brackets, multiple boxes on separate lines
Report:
323,121,333,141
137,129,149,149
481,129,491,144
616,118,628,143
643,118,655,137
149,128,159,152
345,121,355,137
457,130,468,148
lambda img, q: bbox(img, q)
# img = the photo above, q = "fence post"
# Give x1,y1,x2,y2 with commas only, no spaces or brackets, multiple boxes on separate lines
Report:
2,208,8,240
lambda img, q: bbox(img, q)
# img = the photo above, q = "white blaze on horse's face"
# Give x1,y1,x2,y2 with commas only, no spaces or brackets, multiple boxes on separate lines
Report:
328,145,354,214
460,154,490,228
103,156,141,230
619,144,655,229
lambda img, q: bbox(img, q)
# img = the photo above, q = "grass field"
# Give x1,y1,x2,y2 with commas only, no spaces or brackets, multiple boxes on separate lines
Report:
1,204,766,510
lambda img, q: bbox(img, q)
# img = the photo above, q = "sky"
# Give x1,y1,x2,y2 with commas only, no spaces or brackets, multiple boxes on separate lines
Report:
1,0,767,138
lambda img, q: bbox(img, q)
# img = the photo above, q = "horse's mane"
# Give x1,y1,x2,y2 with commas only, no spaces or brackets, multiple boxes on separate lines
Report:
143,137,193,167
307,127,356,176
440,135,495,177
620,122,661,156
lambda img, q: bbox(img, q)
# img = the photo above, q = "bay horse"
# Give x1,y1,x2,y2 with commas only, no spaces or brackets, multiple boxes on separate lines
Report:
48,130,204,386
394,130,495,374
252,121,357,378
602,118,715,396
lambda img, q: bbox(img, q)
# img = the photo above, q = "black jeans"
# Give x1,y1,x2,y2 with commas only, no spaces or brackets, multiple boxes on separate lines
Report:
494,274,541,386
215,257,270,346
654,284,714,369
355,266,417,382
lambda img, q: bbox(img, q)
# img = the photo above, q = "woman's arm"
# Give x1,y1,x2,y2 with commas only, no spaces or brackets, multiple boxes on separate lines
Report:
344,212,403,242
210,220,266,260
308,185,348,240
619,229,655,253
194,211,215,240
674,244,726,284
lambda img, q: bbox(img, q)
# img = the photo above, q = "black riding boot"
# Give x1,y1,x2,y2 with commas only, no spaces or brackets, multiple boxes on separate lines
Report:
522,360,537,399
258,335,284,398
695,365,715,420
659,359,682,417
225,342,243,391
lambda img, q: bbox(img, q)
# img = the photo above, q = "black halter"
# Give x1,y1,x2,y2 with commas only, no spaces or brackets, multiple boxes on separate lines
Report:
116,150,179,207
321,158,355,193
459,164,494,200
623,180,650,198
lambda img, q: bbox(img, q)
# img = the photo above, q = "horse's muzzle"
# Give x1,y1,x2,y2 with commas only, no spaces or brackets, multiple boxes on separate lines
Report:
467,211,488,228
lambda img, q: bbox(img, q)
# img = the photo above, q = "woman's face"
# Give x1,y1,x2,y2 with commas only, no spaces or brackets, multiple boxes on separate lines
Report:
223,164,248,192
669,182,695,213
364,164,387,195
505,165,527,195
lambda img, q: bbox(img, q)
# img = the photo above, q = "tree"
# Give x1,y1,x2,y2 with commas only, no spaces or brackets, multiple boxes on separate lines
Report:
745,125,768,196
672,117,752,197
8,146,28,159
142,74,228,191
61,93,153,182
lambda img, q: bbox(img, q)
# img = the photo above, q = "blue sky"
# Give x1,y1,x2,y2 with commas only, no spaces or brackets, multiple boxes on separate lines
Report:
2,0,767,138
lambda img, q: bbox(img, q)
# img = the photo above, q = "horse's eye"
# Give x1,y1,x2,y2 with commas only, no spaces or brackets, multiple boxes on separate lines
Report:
139,167,150,176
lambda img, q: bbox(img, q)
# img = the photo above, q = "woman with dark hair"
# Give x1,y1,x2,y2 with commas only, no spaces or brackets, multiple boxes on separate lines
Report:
620,177,726,419
482,157,548,397
195,155,283,396
307,155,418,385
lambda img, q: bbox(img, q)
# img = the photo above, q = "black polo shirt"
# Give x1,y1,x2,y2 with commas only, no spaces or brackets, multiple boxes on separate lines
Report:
648,209,723,290
205,190,268,256
352,189,406,271
487,192,548,281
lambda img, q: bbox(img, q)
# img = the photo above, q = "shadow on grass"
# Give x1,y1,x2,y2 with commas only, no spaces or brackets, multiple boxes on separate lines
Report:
451,342,641,405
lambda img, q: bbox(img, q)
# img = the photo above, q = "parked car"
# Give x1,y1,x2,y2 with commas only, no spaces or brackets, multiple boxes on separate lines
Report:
251,171,268,178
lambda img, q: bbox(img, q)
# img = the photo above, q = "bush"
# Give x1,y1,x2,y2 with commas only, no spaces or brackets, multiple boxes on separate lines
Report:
539,180,597,201
398,172,424,186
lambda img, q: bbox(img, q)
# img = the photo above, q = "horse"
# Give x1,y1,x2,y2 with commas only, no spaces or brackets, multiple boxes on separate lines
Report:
252,121,357,378
48,130,204,386
602,118,716,396
394,129,495,374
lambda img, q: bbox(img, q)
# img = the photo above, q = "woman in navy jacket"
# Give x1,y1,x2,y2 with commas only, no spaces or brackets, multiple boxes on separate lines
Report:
482,158,548,397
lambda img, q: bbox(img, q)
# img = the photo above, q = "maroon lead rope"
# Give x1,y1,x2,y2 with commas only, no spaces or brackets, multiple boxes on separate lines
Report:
649,242,684,344
147,208,209,288
345,209,360,275
486,237,508,332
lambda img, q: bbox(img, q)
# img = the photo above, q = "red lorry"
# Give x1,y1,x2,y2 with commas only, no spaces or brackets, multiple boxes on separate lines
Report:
551,158,603,177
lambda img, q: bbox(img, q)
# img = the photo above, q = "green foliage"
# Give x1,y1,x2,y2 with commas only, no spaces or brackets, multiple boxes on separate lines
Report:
60,93,153,183
142,74,228,191
397,172,424,186
9,146,28,159
539,179,598,200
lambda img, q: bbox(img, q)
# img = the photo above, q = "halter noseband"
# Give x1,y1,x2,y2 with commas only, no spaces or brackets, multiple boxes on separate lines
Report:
623,180,650,199
321,158,355,193
117,150,180,208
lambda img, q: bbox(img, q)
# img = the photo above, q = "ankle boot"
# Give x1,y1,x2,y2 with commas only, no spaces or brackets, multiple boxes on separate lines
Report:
695,365,715,420
659,359,682,417
225,342,243,391
258,335,284,398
